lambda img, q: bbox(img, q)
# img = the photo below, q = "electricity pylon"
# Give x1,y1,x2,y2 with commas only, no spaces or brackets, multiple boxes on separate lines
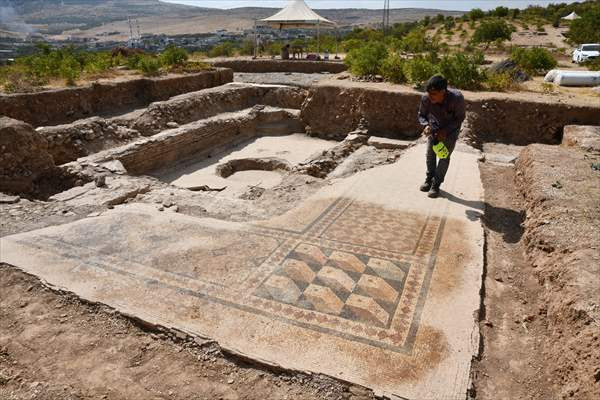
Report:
382,0,391,35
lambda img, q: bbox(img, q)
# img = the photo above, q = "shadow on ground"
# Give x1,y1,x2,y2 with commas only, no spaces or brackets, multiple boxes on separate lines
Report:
441,191,524,244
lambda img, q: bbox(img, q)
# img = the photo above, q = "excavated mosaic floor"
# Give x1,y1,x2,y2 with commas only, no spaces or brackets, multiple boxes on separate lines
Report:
1,144,484,399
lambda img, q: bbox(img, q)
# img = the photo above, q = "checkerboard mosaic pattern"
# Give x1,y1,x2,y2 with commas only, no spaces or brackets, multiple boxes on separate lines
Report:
255,243,410,328
243,197,445,352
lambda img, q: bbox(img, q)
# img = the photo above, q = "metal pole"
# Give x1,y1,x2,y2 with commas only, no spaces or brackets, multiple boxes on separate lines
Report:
317,20,320,57
382,0,390,35
335,27,338,58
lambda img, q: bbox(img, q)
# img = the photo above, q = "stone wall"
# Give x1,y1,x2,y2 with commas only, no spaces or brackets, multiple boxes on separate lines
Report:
210,60,347,74
87,106,304,176
300,85,600,145
133,83,308,135
32,83,307,166
0,69,233,127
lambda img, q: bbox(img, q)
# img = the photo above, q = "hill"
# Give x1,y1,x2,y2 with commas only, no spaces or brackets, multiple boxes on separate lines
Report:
1,0,462,38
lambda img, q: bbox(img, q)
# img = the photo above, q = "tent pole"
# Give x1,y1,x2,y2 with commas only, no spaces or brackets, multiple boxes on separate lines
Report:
335,27,338,58
317,20,320,57
253,20,257,59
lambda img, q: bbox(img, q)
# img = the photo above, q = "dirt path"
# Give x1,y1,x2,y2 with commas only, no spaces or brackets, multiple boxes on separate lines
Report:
0,265,370,400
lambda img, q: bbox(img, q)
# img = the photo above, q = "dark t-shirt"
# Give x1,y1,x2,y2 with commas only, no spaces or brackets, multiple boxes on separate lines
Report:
418,88,466,138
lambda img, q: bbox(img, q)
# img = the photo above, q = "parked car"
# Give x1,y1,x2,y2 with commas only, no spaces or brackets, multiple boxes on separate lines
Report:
572,43,600,63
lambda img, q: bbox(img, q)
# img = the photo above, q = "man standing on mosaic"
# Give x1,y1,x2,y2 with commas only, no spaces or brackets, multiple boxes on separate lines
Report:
417,75,466,198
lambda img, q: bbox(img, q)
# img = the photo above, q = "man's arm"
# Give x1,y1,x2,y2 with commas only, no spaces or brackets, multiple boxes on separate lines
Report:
417,96,430,127
443,93,466,135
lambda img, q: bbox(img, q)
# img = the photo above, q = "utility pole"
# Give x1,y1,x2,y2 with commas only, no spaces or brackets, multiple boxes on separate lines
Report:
135,19,141,43
128,16,134,47
382,0,390,35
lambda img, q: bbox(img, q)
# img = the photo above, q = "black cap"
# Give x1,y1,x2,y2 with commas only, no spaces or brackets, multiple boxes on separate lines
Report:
426,75,448,92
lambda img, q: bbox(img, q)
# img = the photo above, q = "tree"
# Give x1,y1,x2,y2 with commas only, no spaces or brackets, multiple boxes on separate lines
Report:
473,19,513,47
400,28,435,53
511,47,557,75
567,5,600,44
344,42,388,76
469,8,485,21
491,6,509,18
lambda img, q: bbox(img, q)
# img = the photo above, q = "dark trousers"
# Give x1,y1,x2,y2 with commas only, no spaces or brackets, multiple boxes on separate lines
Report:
426,134,458,186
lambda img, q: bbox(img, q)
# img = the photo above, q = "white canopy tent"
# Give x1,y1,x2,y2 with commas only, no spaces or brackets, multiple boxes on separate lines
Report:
257,0,337,57
562,12,580,20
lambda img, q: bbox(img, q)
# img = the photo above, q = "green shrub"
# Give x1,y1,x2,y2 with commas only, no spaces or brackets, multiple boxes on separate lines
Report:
266,42,283,57
380,52,406,83
511,47,557,75
400,28,436,53
341,38,363,52
567,5,600,44
473,19,513,46
469,49,486,65
239,40,255,56
208,42,235,57
491,6,509,18
344,42,388,76
485,71,519,92
583,57,600,71
0,64,46,93
59,56,80,85
160,45,188,66
541,82,556,94
83,52,113,74
403,55,437,86
126,53,143,70
444,18,456,31
137,56,161,76
437,53,485,90
469,8,485,21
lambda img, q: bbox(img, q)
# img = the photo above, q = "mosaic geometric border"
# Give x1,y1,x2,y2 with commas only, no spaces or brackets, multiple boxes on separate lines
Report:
10,196,446,354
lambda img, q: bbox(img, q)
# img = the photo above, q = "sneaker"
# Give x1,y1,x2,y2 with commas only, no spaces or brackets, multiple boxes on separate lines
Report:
419,180,432,192
427,184,440,198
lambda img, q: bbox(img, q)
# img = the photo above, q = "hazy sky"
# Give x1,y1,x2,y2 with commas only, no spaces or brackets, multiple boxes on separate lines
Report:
161,0,567,11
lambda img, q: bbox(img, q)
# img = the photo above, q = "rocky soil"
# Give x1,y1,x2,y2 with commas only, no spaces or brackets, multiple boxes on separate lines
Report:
473,139,600,400
515,144,600,399
0,265,374,400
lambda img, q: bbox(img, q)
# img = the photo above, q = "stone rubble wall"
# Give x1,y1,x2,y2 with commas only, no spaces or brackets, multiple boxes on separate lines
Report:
0,69,233,127
300,85,600,145
83,106,304,176
132,83,307,136
0,117,81,197
561,125,600,152
37,115,142,166
33,84,308,166
210,60,347,74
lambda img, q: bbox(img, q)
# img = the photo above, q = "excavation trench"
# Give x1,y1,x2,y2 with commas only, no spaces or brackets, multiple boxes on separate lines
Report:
1,77,599,400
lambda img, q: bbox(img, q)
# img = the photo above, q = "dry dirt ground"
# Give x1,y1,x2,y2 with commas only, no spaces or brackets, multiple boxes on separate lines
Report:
472,142,600,400
0,264,373,400
472,155,554,399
